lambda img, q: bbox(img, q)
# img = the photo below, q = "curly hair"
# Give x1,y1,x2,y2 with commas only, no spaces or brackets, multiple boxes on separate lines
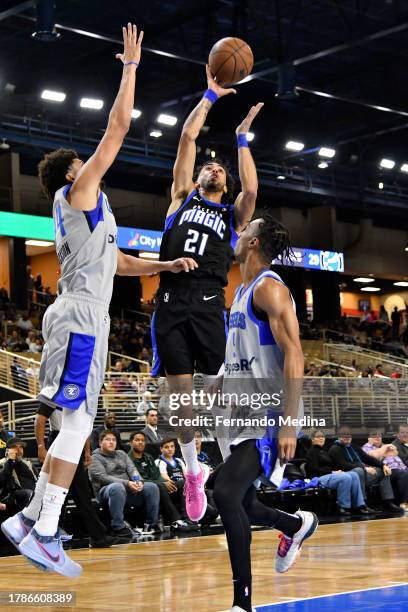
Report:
38,148,78,201
256,209,294,264
194,158,235,203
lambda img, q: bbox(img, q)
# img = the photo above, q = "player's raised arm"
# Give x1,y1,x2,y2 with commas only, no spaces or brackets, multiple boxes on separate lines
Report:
169,65,236,215
234,103,264,232
69,23,144,211
253,278,304,462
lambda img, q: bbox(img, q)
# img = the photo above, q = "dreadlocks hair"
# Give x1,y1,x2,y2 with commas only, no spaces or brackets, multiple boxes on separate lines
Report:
256,209,294,265
194,157,235,203
38,148,78,201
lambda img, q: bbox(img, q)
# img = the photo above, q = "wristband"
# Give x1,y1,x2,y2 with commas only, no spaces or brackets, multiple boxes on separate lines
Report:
203,89,218,104
124,61,139,67
237,133,249,148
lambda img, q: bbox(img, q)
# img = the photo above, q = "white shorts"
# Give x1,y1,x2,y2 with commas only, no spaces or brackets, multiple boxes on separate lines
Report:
37,293,110,416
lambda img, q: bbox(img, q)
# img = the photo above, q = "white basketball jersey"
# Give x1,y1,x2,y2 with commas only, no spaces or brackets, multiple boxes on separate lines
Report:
53,185,118,304
224,268,294,391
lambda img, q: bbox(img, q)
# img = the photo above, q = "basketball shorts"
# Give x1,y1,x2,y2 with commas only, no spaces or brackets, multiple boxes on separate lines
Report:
37,293,110,416
151,285,228,376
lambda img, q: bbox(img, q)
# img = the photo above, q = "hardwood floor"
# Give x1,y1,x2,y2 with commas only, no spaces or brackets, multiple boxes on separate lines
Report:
0,517,407,612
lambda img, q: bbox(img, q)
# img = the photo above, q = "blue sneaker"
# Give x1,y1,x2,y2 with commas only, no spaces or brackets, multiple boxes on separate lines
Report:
18,529,82,577
1,512,35,548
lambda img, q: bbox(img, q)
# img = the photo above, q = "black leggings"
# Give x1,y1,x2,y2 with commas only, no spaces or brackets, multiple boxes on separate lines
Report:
213,439,301,611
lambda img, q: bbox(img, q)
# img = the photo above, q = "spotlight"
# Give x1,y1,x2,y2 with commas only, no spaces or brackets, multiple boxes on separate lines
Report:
378,182,384,190
277,175,286,180
318,161,329,169
353,278,375,283
80,98,104,110
246,132,255,142
131,109,142,119
157,113,177,126
41,89,66,102
285,140,304,152
394,281,408,287
25,240,54,247
318,147,336,158
0,139,10,150
210,150,216,158
379,158,395,169
149,130,162,138
400,163,408,173
361,287,381,292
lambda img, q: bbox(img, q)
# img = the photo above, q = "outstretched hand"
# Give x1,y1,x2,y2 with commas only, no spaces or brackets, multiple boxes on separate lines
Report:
236,102,264,135
116,22,144,65
169,258,198,273
206,64,237,97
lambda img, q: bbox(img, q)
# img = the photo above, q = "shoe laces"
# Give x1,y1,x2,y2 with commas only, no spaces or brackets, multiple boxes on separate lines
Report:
277,533,293,557
184,474,200,503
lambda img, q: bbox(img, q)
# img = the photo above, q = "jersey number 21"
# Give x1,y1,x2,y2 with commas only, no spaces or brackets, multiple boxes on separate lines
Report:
184,229,208,256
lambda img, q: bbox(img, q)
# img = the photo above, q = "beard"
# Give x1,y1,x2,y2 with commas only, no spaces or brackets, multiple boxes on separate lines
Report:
200,176,224,193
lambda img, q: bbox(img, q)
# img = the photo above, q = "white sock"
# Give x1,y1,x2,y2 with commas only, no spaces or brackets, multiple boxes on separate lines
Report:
179,440,200,475
34,483,68,536
22,471,49,522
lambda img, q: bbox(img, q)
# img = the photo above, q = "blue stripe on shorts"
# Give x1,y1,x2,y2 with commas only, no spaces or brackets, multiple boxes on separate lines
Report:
52,332,96,409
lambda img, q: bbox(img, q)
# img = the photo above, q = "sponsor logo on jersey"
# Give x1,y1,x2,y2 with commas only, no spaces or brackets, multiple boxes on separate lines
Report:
108,234,117,243
225,356,256,374
63,384,80,400
229,311,246,329
178,207,227,239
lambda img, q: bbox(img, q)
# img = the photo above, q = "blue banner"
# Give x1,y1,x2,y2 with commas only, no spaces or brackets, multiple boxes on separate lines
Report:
273,248,344,272
117,226,162,252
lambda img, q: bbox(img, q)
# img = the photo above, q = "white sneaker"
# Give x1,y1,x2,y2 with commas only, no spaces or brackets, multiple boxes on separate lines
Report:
275,510,318,573
1,512,35,548
229,607,256,611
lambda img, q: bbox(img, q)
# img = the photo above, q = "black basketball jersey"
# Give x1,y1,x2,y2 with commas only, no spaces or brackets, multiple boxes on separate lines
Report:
159,190,238,287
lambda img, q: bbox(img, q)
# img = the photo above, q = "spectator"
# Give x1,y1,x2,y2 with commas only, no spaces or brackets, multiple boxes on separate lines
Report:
136,391,155,417
382,445,408,511
0,438,36,513
16,313,33,332
373,364,386,377
10,358,29,392
379,305,389,323
34,274,43,303
195,431,217,471
89,430,160,540
305,430,368,515
140,408,166,445
362,432,408,510
155,439,199,529
328,427,402,513
0,411,11,459
26,331,38,352
91,412,123,451
391,306,401,339
26,266,34,305
391,369,402,379
35,405,121,548
128,432,192,532
7,330,28,352
392,424,408,467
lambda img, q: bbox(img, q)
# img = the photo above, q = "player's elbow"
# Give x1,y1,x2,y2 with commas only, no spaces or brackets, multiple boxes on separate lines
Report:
108,113,130,137
180,128,197,142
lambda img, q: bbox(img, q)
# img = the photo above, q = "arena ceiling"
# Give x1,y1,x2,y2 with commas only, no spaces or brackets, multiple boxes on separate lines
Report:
1,0,408,228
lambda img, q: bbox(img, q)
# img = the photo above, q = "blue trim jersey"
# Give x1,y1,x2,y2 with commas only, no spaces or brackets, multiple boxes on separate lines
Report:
158,190,238,287
53,185,118,304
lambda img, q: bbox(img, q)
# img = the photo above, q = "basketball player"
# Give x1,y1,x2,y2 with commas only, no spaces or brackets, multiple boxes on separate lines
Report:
151,64,263,521
211,211,319,612
1,24,196,577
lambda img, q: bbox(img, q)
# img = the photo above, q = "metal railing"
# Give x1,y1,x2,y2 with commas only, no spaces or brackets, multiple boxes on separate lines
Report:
107,352,150,373
323,344,408,378
0,349,41,397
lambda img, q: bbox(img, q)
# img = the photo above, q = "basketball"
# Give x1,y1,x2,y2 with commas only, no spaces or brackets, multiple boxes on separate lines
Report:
208,37,254,84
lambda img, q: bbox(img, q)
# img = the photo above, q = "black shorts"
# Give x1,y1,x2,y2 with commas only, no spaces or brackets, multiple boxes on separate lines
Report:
151,284,227,376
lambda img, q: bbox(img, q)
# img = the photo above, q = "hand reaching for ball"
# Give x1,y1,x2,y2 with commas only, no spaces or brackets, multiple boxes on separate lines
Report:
206,65,236,97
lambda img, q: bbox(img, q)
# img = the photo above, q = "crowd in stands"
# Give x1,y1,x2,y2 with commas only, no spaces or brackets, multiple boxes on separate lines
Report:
1,396,408,550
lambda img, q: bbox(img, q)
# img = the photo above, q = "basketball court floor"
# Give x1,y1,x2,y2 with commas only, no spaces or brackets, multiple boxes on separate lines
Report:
0,516,406,611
